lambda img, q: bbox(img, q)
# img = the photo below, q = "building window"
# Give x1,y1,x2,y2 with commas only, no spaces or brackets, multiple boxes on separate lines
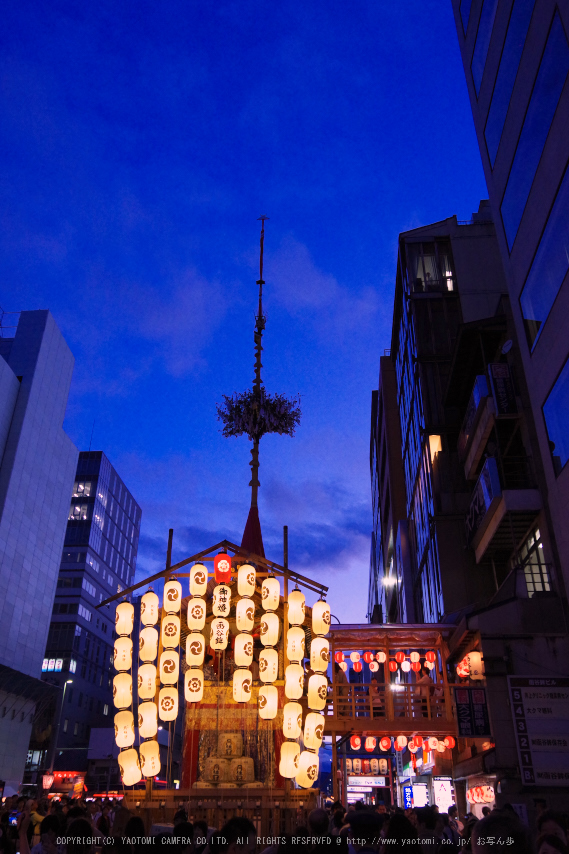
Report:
405,241,455,293
68,502,92,522
471,0,499,95
103,704,109,716
501,13,569,249
460,0,473,34
86,554,100,573
543,356,569,475
74,723,79,736
520,163,569,349
63,719,68,733
78,604,92,622
73,480,93,498
515,528,551,597
484,0,535,166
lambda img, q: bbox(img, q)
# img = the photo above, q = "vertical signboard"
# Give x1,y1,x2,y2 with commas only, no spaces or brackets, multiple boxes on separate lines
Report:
488,363,517,416
456,687,492,737
508,677,569,786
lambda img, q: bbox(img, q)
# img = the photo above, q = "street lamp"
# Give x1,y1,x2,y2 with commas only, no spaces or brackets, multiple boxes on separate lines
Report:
48,679,73,774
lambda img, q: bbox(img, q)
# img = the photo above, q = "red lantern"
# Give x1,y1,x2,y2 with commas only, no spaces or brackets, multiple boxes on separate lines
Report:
362,759,370,774
214,553,232,583
412,735,423,748
408,743,419,754
444,736,456,750
395,651,405,663
334,651,344,663
411,661,422,672
353,661,362,673
394,736,406,752
379,736,391,752
388,661,398,672
363,651,374,664
427,737,439,751
425,650,436,663
364,736,376,752
350,735,361,751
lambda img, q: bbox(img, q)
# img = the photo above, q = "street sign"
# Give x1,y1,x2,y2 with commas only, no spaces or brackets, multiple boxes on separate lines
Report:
347,776,386,787
403,785,413,809
508,677,569,786
347,786,373,793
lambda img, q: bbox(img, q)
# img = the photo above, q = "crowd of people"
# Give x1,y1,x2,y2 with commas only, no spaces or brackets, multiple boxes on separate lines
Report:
0,794,567,854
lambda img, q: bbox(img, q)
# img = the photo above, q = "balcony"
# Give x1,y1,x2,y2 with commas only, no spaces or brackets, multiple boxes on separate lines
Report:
465,457,541,564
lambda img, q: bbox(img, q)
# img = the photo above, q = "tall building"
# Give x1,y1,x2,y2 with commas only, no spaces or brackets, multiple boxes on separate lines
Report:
451,0,569,604
0,310,78,795
29,451,142,782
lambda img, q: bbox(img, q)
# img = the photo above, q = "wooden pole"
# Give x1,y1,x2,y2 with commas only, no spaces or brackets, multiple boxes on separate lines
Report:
331,732,338,802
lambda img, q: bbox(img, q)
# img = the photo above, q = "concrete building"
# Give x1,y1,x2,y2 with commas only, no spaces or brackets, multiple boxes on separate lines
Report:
0,310,78,795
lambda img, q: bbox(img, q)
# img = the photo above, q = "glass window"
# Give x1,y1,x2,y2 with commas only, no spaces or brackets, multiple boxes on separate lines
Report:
501,13,569,248
484,0,535,166
461,0,473,33
520,163,569,348
514,527,550,596
73,480,93,498
472,0,499,95
543,356,569,475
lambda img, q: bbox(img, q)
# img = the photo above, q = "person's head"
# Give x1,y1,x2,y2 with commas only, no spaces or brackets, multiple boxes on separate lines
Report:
535,800,548,817
482,806,491,817
538,812,568,845
210,817,256,854
67,806,86,821
173,809,188,826
40,815,61,842
416,807,437,831
537,834,569,854
370,676,378,684
124,816,145,837
448,805,457,819
384,813,418,842
308,809,329,837
193,819,208,840
472,810,533,854
67,818,97,854
347,811,383,852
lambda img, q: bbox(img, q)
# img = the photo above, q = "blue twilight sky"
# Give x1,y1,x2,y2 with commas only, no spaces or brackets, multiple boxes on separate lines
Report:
0,0,487,623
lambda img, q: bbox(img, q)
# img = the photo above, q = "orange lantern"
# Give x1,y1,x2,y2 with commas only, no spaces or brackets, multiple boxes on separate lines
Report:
444,736,456,749
395,651,405,663
425,651,436,663
389,661,398,672
363,652,374,664
379,736,391,752
353,661,362,673
350,735,361,751
214,553,232,584
364,737,376,752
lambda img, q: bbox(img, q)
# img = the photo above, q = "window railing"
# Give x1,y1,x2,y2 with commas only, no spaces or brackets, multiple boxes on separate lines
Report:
458,375,490,459
410,276,454,294
325,682,450,722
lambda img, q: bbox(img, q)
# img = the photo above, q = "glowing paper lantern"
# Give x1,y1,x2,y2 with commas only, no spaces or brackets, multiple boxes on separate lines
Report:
482,785,495,804
233,669,252,703
334,651,344,663
369,661,379,673
260,612,280,647
138,664,157,701
307,673,327,710
304,713,324,751
279,742,300,779
140,592,159,627
139,627,159,663
210,617,229,651
116,602,135,635
444,736,456,749
412,662,422,672
184,669,204,703
138,702,158,739
312,600,331,636
287,626,305,662
425,651,436,663
425,660,435,670
456,657,470,678
212,584,231,617
410,651,421,663
158,687,178,721
258,685,278,720
159,650,179,685
283,702,303,739
363,652,374,664
389,661,398,672
353,661,362,673
379,736,391,752
214,553,232,583
436,742,446,753
296,750,319,788
365,736,377,752
395,735,408,752
401,660,411,673
395,651,406,664
376,651,387,663
350,652,361,663
114,637,133,672
259,648,279,683
237,564,256,597
379,758,388,775
352,758,362,774
288,589,305,626
468,650,484,679
408,743,419,754
114,711,135,748
370,758,379,774
363,759,370,774
310,637,330,672
186,632,205,667
190,563,208,596
412,736,423,749
285,663,304,699
262,577,280,611
236,598,255,632
113,673,132,709
350,735,361,751
428,737,439,751
139,740,161,777
346,758,352,772
187,598,206,630
163,580,182,614
161,615,181,649
234,633,254,667
118,748,141,787
340,661,347,672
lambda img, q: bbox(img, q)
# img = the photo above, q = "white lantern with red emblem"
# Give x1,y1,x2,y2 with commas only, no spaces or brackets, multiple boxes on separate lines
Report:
139,627,159,663
118,748,141,787
233,669,252,703
138,664,157,701
352,757,362,774
184,669,204,703
113,673,132,709
140,592,159,627
214,553,232,584
312,600,331,636
138,702,158,738
310,637,330,672
163,580,182,614
350,652,360,663
116,601,134,635
260,612,279,647
304,712,324,751
307,674,327,710
296,750,319,789
395,736,408,752
350,735,361,750
283,702,303,739
114,711,135,748
376,651,387,663
237,564,256,597
210,618,229,651
186,632,205,667
262,577,280,611
288,589,305,626
379,736,391,752
428,737,439,751
285,663,304,699
287,626,305,662
212,584,231,617
236,598,255,632
114,637,133,672
159,650,179,685
369,661,379,673
279,742,300,779
258,685,278,720
161,615,181,649
139,740,161,777
234,633,254,668
259,648,279,683
365,736,377,752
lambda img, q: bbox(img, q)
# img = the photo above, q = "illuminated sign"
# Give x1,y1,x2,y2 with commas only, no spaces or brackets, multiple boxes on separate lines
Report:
412,784,428,807
348,776,386,787
42,659,48,672
48,659,55,671
433,778,454,812
55,659,63,672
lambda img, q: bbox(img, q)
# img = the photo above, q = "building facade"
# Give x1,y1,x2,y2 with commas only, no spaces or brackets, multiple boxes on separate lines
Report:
0,310,78,795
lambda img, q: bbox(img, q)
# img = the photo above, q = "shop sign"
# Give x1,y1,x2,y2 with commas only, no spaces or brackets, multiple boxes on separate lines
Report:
412,784,428,807
508,677,569,787
347,786,373,793
455,687,491,737
465,458,502,544
433,778,455,812
403,786,413,809
488,363,517,417
347,776,386,787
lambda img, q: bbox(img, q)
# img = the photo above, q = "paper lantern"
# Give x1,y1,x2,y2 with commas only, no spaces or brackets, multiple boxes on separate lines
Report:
283,702,303,739
370,758,379,774
444,736,456,750
350,735,361,751
408,743,419,754
362,736,375,752
237,564,256,597
425,650,436,663
214,553,232,584
233,669,252,703
113,673,132,709
114,637,133,672
369,661,379,673
376,651,387,663
210,617,229,651
482,785,495,804
285,663,304,699
187,597,206,630
116,601,134,635
287,626,305,662
139,740,161,777
468,650,484,679
140,592,159,627
428,737,439,751
258,685,278,720
234,633,254,667
352,758,362,774
307,673,327,710
379,736,391,752
288,589,305,626
114,711,135,748
312,600,331,636
304,712,324,751
345,758,352,773
395,735,407,752
279,742,300,779
379,758,388,775
161,615,181,649
310,637,330,672
412,736,423,748
350,652,361,663
410,651,421,663
190,563,208,596
401,660,411,673
138,702,158,738
259,648,279,683
436,742,446,753
334,651,344,663
456,656,470,677
296,750,319,788
340,661,347,671
118,748,141,787
425,660,435,670
412,661,422,672
363,759,371,774
262,576,280,611
138,664,157,700
363,651,374,664
389,661,398,672
163,579,182,614
139,626,159,663
353,661,362,673
236,597,255,632
158,686,178,721
184,669,204,703
212,584,231,617
260,612,280,647
159,650,179,685
395,651,405,663
186,632,205,667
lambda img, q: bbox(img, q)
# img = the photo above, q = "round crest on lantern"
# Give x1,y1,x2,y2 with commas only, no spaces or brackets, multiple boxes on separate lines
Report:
234,633,254,667
350,735,361,751
284,663,304,699
212,584,232,617
363,651,374,664
114,637,133,672
395,735,408,752
161,615,181,649
114,710,135,748
116,601,135,635
288,589,305,626
376,651,387,663
233,669,252,703
369,661,379,673
427,736,439,751
401,660,411,673
353,661,362,673
379,736,391,752
296,750,319,789
365,736,377,752
210,617,230,651
138,702,158,739
187,597,206,631
310,637,330,672
159,650,179,685
334,651,344,663
352,757,362,774
139,740,161,777
260,612,279,647
237,564,256,597
444,736,456,750
236,597,255,632
186,632,205,667
214,553,232,584
259,648,279,683
137,664,157,701
190,563,208,596
425,651,436,663
307,673,327,710
287,626,305,662
118,748,141,787
279,742,300,779
113,673,132,709
262,576,280,611
258,685,278,720
408,743,419,754
139,626,159,663
163,580,182,614
158,687,178,721
283,702,303,739
350,652,360,663
370,758,379,774
184,669,204,703
304,712,324,751
140,591,159,627
412,735,423,749
312,599,331,636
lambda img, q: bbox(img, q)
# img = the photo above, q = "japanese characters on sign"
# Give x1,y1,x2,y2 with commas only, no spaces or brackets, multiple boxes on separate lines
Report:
508,677,569,787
